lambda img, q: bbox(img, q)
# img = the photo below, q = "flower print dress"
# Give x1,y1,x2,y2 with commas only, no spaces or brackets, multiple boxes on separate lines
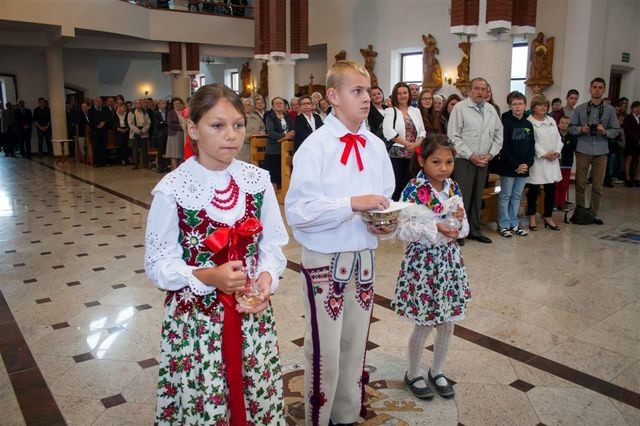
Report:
145,157,289,425
391,171,472,326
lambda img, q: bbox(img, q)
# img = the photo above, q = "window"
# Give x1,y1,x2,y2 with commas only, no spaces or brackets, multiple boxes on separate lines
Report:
510,42,529,94
401,52,422,85
231,71,239,93
224,68,240,93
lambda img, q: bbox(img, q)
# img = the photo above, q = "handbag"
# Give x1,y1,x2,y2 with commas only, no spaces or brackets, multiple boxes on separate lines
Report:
374,108,397,151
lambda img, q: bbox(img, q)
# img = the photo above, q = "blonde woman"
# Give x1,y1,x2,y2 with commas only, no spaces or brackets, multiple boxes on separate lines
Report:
526,95,563,230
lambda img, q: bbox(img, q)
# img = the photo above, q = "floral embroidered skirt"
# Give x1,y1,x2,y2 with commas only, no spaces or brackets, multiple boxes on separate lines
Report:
156,291,285,425
392,242,471,326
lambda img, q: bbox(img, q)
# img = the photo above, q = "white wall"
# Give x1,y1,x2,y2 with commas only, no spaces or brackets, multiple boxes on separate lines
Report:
0,46,48,108
532,0,569,102
295,44,328,93
308,0,484,97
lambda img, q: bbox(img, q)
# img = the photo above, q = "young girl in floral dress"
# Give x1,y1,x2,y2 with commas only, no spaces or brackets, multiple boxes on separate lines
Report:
145,83,288,425
392,134,471,400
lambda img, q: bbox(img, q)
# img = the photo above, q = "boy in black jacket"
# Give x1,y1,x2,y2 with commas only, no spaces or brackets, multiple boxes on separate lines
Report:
497,91,535,237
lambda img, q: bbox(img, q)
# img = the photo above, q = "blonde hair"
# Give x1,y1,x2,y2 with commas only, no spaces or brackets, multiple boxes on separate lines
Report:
326,60,370,90
530,94,550,111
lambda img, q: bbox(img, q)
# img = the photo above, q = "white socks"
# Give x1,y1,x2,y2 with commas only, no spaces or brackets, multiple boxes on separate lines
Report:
431,322,454,386
407,325,433,388
407,322,455,388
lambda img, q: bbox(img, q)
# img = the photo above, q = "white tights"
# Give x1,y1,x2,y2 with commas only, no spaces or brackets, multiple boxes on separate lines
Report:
407,322,454,387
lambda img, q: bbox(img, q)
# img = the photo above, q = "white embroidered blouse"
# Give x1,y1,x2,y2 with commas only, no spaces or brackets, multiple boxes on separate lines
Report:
144,157,288,296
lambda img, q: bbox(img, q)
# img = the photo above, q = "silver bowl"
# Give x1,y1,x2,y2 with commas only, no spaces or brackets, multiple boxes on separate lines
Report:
360,209,401,228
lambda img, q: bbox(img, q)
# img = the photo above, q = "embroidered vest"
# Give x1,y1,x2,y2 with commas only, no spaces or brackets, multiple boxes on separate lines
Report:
165,191,264,315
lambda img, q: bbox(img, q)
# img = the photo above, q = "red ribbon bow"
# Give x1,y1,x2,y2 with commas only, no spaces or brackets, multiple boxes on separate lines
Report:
203,216,262,426
339,133,367,172
204,217,263,264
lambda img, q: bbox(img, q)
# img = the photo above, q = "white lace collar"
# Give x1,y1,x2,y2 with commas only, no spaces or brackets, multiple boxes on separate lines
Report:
151,157,269,210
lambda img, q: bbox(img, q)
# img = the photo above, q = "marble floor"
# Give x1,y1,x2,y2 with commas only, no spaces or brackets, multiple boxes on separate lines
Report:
0,156,639,425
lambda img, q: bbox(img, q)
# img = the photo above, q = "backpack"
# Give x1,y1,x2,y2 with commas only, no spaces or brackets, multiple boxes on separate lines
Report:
564,206,597,225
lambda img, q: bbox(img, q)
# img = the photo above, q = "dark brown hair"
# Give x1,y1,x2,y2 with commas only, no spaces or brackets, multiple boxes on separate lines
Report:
410,134,457,176
390,82,411,108
189,84,243,124
418,88,443,133
188,84,245,155
442,94,462,120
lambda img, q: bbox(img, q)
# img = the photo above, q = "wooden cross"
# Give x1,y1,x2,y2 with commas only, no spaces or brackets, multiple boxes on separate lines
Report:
309,73,315,85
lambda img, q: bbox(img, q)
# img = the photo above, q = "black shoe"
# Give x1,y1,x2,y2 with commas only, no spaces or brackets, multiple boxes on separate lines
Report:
467,234,492,244
635,180,640,187
404,372,435,400
456,238,465,246
625,180,634,187
428,370,455,398
543,219,560,231
593,216,604,225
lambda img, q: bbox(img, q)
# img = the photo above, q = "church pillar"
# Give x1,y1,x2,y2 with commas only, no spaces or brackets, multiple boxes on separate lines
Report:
267,59,296,101
45,40,68,154
254,0,308,100
451,0,537,111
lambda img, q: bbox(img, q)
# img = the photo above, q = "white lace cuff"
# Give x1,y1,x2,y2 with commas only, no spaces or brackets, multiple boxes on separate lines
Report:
182,265,216,296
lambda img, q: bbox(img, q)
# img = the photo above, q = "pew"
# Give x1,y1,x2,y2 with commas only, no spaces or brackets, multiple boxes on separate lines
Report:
250,136,267,167
277,139,293,204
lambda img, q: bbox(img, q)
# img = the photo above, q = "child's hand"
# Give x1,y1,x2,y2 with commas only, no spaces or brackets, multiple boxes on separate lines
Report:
436,222,459,239
351,195,390,212
193,260,246,294
454,206,465,221
236,272,272,314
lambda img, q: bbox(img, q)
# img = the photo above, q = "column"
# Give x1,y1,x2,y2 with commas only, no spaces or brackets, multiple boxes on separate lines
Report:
267,59,296,101
469,0,513,111
172,43,191,102
46,41,68,154
254,0,308,100
470,37,513,111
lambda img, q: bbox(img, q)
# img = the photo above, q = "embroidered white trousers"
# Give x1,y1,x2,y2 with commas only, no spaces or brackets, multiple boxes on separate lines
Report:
300,248,376,426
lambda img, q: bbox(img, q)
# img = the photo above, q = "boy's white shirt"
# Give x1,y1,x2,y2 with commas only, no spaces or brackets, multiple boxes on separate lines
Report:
285,113,395,254
144,157,288,296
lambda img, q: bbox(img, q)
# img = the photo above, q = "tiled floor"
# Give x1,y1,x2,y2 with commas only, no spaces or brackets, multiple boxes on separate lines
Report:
1,156,639,425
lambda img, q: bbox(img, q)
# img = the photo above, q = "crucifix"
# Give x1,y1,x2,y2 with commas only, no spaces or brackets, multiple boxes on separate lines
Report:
309,73,315,85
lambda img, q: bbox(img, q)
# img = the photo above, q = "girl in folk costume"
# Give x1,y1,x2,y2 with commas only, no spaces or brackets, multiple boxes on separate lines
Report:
145,83,288,425
392,134,471,400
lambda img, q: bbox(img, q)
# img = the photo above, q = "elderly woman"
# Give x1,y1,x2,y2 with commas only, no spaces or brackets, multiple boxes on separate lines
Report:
165,97,185,171
240,98,266,162
526,94,563,231
382,82,426,200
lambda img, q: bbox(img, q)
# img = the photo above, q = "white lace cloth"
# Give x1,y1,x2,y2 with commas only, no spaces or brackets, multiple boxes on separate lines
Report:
145,157,288,296
395,191,469,246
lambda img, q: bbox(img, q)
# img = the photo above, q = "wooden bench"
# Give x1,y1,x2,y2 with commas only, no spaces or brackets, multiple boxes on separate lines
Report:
277,139,293,204
250,136,267,168
480,174,500,224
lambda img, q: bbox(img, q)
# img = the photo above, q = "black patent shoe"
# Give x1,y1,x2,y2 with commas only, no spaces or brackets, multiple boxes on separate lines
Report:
428,370,455,398
404,372,435,400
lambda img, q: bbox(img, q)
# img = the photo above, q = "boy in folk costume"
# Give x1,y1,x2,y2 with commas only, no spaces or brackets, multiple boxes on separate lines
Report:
285,61,395,425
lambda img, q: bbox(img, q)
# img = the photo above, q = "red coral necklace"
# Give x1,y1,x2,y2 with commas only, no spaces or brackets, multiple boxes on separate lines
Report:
211,177,239,210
